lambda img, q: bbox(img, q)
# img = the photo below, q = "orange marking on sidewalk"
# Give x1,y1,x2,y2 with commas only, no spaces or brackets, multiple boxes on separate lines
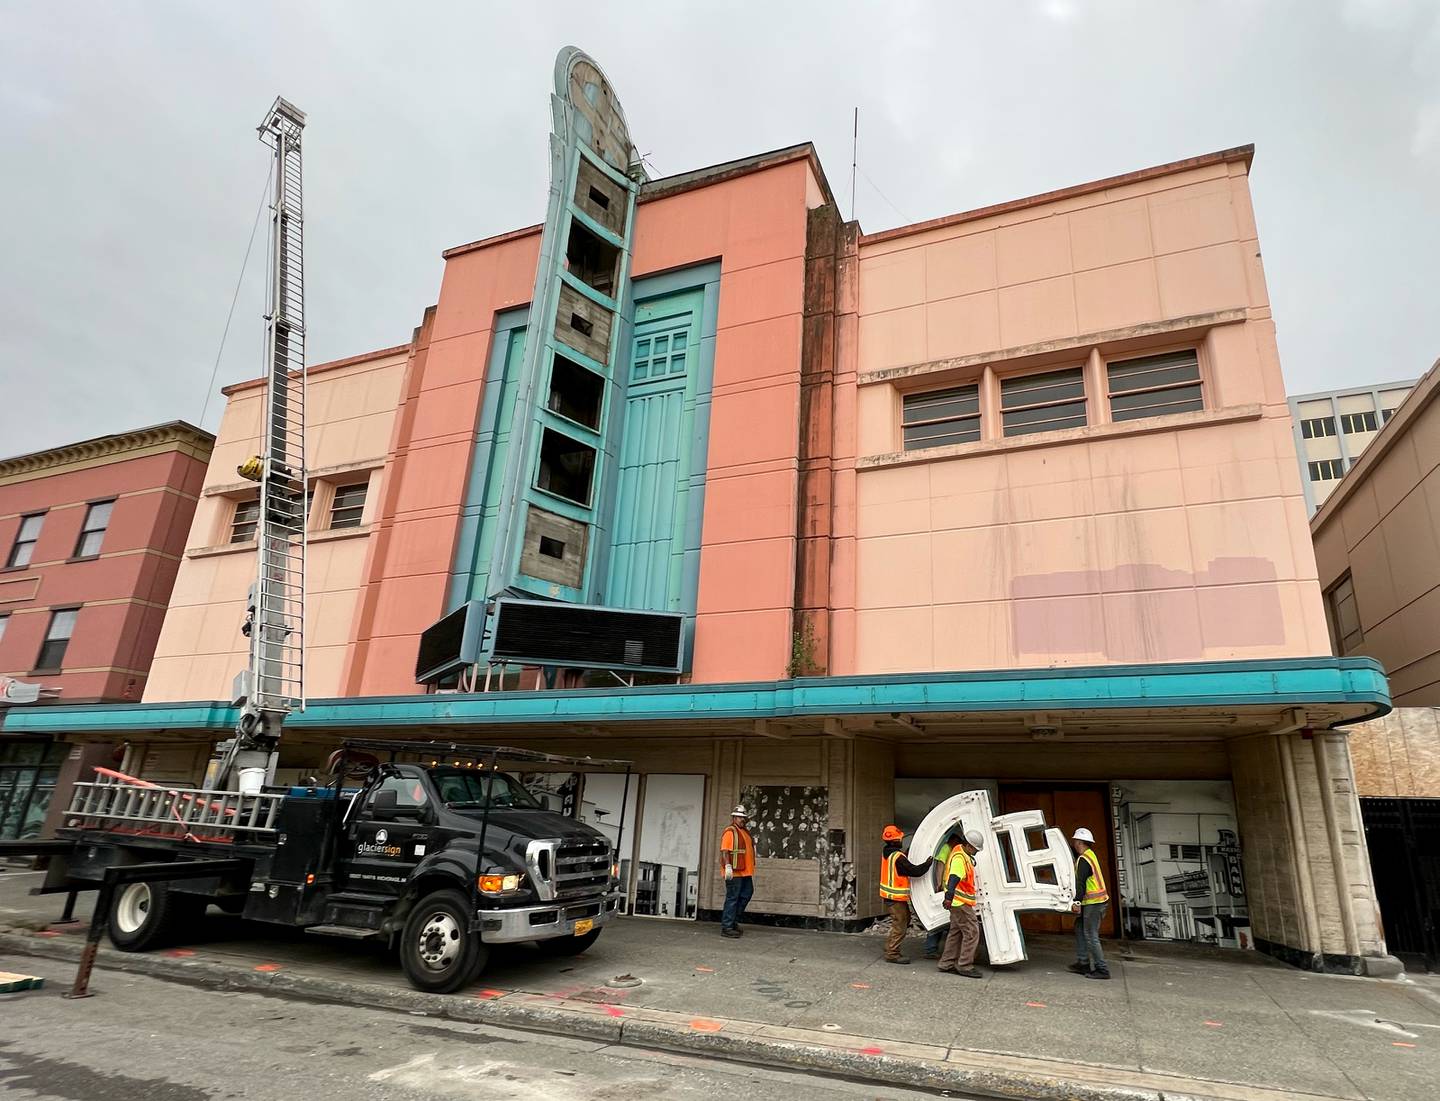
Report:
850,982,871,989
474,988,507,1000
35,930,61,938
694,965,715,973
603,1006,625,1017
164,949,196,958
1392,1042,1416,1048
690,1018,723,1032
858,1045,884,1055
1204,1021,1224,1028
1025,1001,1047,1008
253,963,282,973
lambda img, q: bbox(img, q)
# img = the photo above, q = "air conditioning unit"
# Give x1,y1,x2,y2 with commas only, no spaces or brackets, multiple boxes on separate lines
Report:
414,598,685,684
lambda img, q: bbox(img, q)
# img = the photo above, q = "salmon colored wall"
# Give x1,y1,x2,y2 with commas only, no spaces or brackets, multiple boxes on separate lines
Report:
345,157,818,694
144,350,406,703
0,440,210,703
846,157,1327,674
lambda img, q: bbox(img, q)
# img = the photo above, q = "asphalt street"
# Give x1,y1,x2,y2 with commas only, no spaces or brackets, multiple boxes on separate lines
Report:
0,956,956,1101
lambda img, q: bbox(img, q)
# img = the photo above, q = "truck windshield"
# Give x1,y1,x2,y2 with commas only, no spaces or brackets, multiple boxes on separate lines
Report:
430,769,543,810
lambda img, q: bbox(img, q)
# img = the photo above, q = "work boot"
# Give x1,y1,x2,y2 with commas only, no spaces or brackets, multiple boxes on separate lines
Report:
885,956,912,965
721,928,741,939
923,951,939,960
1066,962,1089,974
956,966,982,978
936,965,958,974
1085,969,1111,980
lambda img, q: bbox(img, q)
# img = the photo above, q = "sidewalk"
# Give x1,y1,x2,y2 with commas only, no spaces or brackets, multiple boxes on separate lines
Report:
3,869,1436,1101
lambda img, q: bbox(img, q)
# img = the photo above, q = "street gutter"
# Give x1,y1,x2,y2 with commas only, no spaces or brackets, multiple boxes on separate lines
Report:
0,928,1348,1101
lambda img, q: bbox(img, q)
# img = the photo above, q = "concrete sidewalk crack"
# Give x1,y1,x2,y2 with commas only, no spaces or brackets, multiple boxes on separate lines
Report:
1248,971,1371,1101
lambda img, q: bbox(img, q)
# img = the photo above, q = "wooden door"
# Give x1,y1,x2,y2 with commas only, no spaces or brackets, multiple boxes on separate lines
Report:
999,786,1116,937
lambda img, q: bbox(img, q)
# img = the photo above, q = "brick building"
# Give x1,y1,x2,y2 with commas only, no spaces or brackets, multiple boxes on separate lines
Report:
0,421,213,839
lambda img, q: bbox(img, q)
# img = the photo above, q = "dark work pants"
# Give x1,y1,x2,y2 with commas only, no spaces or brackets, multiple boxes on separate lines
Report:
722,875,754,930
1075,902,1109,974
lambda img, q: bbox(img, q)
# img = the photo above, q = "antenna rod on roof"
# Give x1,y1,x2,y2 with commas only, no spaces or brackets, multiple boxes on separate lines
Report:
850,107,858,222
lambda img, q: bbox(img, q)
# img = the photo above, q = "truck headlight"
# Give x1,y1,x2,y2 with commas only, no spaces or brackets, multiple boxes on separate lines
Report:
478,873,521,894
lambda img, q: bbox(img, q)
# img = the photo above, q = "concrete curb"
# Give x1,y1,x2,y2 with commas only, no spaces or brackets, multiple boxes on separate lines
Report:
0,930,1336,1101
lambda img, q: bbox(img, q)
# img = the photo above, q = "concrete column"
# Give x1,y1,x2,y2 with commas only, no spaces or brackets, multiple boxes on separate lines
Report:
1085,347,1110,425
979,365,1001,441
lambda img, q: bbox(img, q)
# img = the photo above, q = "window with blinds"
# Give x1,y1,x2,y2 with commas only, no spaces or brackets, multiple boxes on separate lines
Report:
1000,367,1087,437
1106,350,1203,422
230,497,260,544
901,385,980,450
328,482,368,529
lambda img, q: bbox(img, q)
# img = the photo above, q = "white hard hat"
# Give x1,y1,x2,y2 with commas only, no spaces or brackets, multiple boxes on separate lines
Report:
1072,827,1095,844
731,805,750,818
963,829,984,851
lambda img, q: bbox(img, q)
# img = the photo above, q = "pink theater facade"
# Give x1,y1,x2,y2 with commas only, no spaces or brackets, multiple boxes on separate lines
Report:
14,144,1398,973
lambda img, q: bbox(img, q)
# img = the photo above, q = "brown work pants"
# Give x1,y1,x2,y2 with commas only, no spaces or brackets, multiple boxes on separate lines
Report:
937,903,979,970
884,899,910,959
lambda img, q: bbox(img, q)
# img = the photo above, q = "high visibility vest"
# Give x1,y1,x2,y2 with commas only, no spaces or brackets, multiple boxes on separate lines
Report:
933,842,952,890
721,824,755,877
1078,848,1109,905
946,848,976,908
880,850,910,900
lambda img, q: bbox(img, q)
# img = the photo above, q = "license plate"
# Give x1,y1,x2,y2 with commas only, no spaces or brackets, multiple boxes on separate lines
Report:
573,918,594,936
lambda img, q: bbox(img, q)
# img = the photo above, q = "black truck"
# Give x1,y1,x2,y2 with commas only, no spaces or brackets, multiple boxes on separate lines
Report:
37,739,629,993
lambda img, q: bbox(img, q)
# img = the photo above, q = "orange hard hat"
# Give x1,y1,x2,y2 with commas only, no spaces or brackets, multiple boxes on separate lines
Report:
882,825,904,841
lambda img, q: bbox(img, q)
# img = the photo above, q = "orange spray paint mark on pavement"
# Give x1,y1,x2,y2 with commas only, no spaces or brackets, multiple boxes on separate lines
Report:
690,1019,723,1032
1392,1042,1416,1048
850,982,871,990
603,1006,625,1017
164,949,196,957
1025,1001,1047,1008
694,966,715,973
858,1046,884,1055
474,988,507,1000
1204,1021,1224,1028
253,963,282,973
35,930,62,938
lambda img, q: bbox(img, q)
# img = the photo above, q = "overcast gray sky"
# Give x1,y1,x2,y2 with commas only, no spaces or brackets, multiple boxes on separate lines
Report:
2,0,1437,456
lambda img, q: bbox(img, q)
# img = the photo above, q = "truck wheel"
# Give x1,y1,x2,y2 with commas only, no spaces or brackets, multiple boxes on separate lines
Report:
536,928,601,957
400,889,487,994
108,881,185,951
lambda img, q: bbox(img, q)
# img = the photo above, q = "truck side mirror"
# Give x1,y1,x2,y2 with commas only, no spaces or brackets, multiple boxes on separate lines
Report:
369,789,400,820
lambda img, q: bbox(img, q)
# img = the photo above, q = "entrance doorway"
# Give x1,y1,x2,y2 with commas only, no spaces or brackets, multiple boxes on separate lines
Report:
0,740,66,841
1362,796,1440,972
999,784,1116,936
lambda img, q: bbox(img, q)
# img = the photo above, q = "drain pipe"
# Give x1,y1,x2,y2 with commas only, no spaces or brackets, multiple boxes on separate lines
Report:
1313,730,1362,959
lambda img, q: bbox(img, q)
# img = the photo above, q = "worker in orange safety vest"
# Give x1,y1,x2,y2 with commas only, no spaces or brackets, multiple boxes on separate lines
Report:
936,828,985,977
719,805,756,939
878,825,939,964
1067,826,1111,979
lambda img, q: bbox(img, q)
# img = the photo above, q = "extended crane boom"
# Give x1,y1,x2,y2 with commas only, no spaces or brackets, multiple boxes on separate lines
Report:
212,97,308,792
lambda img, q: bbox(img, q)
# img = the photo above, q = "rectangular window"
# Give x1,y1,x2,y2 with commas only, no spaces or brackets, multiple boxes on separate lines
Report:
73,500,114,558
1326,574,1363,654
902,385,981,450
536,429,597,506
1300,416,1336,439
230,497,260,543
6,513,44,569
1107,350,1203,422
328,482,368,529
1382,408,1397,423
1000,367,1087,437
1308,459,1345,482
0,613,8,646
1339,410,1378,434
547,354,605,430
35,608,77,671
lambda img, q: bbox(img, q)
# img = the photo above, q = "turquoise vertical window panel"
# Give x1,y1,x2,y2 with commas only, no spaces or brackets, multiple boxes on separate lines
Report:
605,287,706,613
448,314,528,610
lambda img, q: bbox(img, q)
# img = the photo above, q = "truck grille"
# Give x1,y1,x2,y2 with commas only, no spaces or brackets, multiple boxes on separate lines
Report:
554,839,610,899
